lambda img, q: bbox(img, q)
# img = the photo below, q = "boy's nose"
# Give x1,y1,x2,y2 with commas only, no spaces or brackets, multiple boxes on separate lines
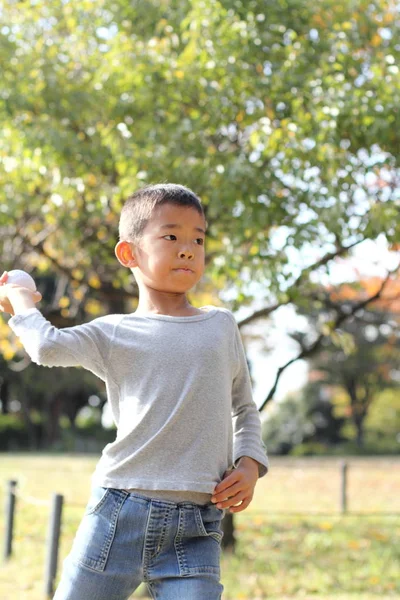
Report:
178,249,194,259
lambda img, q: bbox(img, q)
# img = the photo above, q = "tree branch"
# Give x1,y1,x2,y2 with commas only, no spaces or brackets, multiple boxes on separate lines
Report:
258,266,399,412
237,239,363,327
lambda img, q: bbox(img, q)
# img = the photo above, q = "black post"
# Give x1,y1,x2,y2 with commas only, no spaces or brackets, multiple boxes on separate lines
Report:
3,480,17,560
341,461,348,514
44,493,64,597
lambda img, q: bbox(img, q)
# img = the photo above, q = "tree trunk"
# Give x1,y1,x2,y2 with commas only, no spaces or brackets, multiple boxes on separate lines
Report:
0,379,10,414
20,394,39,449
354,417,365,448
221,512,236,551
345,378,367,449
47,393,63,445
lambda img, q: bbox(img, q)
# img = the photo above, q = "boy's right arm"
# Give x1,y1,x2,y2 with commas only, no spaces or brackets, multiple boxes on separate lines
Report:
1,273,119,383
0,271,41,315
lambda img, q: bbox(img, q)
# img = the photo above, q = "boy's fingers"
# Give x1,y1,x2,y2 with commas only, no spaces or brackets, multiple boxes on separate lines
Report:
211,481,244,503
229,497,252,513
212,471,240,496
215,490,247,509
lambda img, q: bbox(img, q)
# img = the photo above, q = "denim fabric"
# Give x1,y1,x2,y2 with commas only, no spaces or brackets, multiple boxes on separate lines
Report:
53,486,224,600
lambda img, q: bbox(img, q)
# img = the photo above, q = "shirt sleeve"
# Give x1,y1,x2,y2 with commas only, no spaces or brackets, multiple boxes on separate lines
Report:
230,318,269,477
8,308,122,383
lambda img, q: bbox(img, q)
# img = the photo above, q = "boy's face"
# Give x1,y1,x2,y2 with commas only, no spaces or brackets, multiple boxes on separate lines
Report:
123,203,206,295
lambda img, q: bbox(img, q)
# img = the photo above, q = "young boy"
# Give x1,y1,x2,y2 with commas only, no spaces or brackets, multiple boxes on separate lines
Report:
0,183,268,599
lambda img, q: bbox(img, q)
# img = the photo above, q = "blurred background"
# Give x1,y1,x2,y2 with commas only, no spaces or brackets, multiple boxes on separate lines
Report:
0,0,399,598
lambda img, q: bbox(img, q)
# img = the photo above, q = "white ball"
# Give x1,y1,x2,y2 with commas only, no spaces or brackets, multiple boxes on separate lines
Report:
7,270,37,292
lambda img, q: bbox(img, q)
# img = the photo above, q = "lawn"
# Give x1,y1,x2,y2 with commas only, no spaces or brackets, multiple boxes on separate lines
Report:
0,454,399,599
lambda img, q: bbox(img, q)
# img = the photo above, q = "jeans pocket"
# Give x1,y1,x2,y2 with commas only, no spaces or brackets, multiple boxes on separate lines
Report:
85,486,110,516
71,488,126,572
196,505,224,545
175,505,223,577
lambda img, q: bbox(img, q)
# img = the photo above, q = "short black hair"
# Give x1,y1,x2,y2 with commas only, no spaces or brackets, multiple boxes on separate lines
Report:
119,183,205,242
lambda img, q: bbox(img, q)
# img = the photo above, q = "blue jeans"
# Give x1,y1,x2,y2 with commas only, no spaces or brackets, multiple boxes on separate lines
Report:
54,486,224,600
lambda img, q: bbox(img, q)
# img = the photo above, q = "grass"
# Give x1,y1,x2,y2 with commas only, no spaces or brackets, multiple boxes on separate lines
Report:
0,454,399,599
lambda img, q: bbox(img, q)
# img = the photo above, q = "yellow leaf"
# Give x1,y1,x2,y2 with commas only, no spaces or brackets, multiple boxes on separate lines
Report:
88,275,101,289
84,299,103,316
72,269,84,281
97,228,108,241
45,214,56,225
86,174,97,187
106,212,117,224
73,289,85,301
58,296,70,309
250,131,260,149
371,34,381,47
3,347,15,361
370,530,389,541
318,521,333,530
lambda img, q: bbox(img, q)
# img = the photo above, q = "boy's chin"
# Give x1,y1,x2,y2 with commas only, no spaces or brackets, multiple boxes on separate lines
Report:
169,287,194,295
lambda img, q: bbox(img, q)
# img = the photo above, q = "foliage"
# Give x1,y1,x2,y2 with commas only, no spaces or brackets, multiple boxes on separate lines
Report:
0,358,105,447
262,382,346,455
263,384,400,456
59,420,116,452
1,0,399,312
0,413,31,450
365,388,400,440
0,0,399,434
301,277,400,447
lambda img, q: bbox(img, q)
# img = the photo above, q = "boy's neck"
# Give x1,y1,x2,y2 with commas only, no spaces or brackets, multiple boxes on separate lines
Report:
135,291,203,317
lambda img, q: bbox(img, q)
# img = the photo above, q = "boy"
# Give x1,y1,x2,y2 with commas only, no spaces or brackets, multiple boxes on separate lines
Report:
0,183,268,599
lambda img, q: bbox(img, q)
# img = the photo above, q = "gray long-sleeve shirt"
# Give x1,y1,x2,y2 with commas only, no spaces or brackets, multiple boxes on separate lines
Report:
9,306,268,494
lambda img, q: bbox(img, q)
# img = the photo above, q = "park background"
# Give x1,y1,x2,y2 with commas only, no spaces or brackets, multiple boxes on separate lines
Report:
0,0,399,598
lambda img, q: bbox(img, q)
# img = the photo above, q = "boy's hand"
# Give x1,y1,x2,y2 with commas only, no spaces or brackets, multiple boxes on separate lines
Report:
0,272,42,316
211,456,259,513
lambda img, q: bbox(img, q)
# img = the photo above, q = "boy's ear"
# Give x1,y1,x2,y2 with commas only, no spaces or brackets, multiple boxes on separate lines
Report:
115,241,137,268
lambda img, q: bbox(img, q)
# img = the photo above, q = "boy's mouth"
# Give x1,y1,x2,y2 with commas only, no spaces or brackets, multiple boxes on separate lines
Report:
173,268,194,273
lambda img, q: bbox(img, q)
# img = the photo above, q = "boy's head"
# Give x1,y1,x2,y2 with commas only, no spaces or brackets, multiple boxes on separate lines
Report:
118,183,205,244
115,183,207,295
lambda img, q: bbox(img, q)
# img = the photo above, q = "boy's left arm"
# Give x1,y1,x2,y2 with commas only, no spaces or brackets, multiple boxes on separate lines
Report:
211,455,261,513
212,318,268,513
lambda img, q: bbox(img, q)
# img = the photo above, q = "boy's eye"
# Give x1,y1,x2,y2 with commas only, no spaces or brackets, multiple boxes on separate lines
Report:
195,238,204,246
163,235,177,241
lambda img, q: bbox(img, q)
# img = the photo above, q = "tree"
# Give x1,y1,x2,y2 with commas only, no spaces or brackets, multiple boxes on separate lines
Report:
0,0,398,327
262,382,346,455
298,277,400,447
1,0,399,552
0,0,398,466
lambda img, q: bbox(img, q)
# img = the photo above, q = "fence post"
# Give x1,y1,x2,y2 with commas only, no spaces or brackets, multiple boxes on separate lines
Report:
3,480,17,560
340,461,348,514
44,493,64,597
